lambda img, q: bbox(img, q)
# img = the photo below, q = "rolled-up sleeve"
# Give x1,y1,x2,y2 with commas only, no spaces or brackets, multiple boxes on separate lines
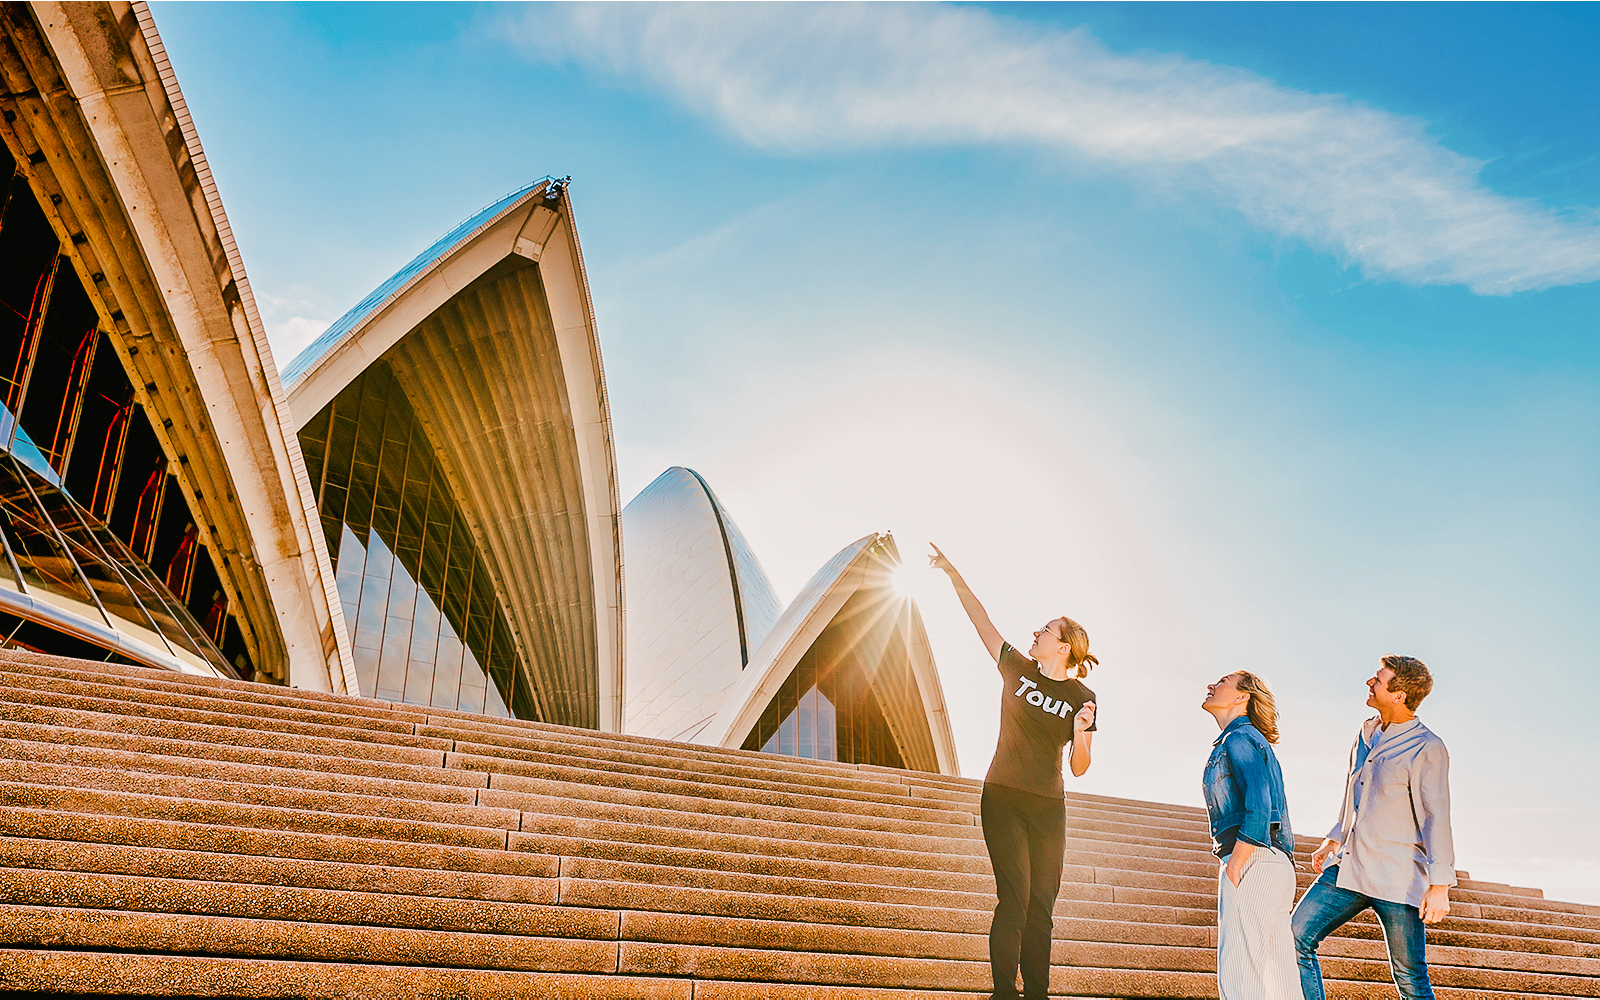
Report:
1228,735,1274,849
1409,739,1456,886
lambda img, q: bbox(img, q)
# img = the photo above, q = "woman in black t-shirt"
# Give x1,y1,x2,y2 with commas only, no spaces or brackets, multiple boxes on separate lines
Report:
931,543,1098,1000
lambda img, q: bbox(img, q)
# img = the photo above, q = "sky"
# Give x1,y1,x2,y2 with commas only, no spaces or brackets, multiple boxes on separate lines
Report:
149,2,1599,903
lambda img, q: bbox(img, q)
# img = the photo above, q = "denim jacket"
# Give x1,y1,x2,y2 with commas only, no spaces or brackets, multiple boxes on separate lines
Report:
1203,716,1294,859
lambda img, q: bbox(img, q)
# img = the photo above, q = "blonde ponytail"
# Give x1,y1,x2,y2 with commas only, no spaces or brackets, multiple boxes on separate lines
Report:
1057,616,1097,679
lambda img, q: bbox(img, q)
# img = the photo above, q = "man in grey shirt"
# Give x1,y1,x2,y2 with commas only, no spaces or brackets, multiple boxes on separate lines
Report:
1292,655,1455,1000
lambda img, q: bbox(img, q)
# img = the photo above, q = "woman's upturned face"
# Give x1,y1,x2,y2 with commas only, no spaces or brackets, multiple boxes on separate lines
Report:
1029,618,1070,661
1203,672,1245,712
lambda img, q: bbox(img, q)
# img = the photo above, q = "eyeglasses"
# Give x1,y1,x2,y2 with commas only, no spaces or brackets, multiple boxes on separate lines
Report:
1034,625,1066,643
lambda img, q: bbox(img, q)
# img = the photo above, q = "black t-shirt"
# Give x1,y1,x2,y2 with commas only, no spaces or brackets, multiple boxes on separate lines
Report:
984,642,1098,799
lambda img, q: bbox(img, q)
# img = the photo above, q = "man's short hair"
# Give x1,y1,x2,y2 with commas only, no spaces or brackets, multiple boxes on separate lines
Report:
1381,654,1433,710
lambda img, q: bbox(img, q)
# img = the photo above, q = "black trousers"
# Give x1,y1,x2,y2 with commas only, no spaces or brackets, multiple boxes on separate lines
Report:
980,782,1066,999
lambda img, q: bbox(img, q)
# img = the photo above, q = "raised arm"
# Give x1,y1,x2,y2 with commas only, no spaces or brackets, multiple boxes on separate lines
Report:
929,543,1004,661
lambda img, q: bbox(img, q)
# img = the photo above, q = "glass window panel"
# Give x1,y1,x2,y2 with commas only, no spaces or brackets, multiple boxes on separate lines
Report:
28,472,166,641
778,710,795,757
0,500,99,616
376,546,417,699
745,640,906,767
371,494,399,535
363,534,393,581
409,581,441,653
400,638,434,706
406,594,441,694
796,686,815,759
334,523,367,608
463,611,490,655
0,527,18,591
323,418,357,499
386,561,417,622
436,616,467,710
321,484,348,526
102,533,217,663
456,641,486,714
483,666,511,718
818,689,837,762
345,478,374,532
426,647,461,711
353,642,380,702
297,359,530,718
0,454,229,673
0,458,99,613
353,594,386,650
21,275,100,475
394,508,424,557
375,621,410,702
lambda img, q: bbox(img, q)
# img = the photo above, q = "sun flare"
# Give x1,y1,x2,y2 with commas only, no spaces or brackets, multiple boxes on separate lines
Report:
889,561,923,601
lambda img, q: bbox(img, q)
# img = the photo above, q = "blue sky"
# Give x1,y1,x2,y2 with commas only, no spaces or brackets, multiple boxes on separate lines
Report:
151,2,1599,902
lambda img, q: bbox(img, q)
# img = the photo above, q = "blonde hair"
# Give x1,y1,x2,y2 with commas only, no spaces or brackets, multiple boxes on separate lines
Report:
1233,671,1280,744
1055,616,1098,680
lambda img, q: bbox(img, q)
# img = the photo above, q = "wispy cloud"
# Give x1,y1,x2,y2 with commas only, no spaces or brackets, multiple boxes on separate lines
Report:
257,293,333,364
504,3,1600,295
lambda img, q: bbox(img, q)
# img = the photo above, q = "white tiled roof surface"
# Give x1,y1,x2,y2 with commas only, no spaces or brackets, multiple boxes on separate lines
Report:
621,468,780,742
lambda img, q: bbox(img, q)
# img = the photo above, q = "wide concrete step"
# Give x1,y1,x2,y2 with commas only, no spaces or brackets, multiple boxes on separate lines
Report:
510,811,991,875
0,680,442,753
0,736,485,806
0,807,533,879
0,949,702,999
0,717,482,789
1321,935,1600,979
0,698,445,767
0,782,513,850
0,837,558,905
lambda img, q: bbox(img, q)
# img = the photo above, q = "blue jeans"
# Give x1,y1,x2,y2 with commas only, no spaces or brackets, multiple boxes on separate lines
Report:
1291,865,1434,1000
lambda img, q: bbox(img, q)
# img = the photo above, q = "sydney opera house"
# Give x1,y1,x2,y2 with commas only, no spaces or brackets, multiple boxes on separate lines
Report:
0,0,955,773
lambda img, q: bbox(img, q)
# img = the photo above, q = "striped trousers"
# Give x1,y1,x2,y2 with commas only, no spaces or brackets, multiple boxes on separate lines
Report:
1217,847,1303,1000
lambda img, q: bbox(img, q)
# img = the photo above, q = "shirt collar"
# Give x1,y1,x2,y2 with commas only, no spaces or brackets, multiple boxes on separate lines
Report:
1213,714,1254,746
1375,716,1421,740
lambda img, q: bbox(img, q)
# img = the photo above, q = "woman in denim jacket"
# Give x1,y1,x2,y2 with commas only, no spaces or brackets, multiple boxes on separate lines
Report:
1201,672,1300,1000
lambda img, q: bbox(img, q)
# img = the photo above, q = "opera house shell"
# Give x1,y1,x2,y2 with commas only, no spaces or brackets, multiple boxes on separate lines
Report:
283,179,623,731
623,467,959,774
0,2,348,690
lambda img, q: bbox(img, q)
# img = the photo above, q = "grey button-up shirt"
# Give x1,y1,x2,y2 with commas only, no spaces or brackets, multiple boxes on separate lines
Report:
1327,715,1456,908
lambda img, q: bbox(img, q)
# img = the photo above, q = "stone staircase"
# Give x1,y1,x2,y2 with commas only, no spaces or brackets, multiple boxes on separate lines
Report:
0,649,1594,998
